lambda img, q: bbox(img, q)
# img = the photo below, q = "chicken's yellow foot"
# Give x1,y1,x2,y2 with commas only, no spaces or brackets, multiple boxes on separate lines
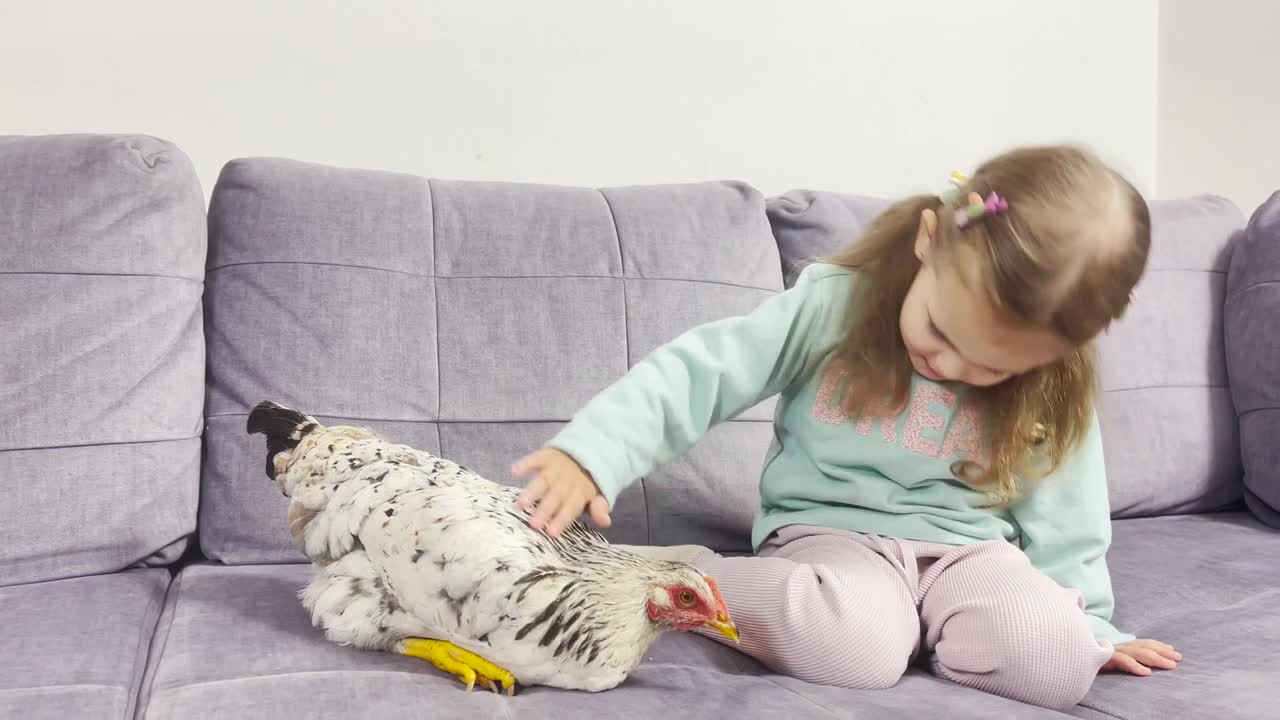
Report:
399,638,516,695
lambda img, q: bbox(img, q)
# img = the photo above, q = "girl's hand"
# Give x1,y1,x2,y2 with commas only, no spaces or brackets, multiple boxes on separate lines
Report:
513,448,612,538
1101,639,1182,676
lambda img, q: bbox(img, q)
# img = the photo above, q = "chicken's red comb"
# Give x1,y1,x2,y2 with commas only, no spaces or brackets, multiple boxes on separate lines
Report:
703,575,728,607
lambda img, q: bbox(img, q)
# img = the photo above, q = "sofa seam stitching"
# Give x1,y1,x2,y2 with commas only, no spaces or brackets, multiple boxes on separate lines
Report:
1075,700,1126,719
752,675,841,718
1103,383,1228,393
598,188,647,545
146,668,491,694
428,180,444,451
206,260,775,292
124,575,166,720
1225,278,1280,300
204,412,771,425
0,270,203,284
0,684,127,694
0,435,201,455
133,569,183,719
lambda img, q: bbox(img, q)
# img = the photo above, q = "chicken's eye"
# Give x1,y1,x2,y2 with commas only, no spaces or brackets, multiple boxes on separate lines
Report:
678,590,697,607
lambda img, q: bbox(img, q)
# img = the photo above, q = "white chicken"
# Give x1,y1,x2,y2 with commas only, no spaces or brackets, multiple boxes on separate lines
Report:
247,401,738,694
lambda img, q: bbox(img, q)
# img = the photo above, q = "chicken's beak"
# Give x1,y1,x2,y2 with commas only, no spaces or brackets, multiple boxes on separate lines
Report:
707,611,739,644
701,575,739,643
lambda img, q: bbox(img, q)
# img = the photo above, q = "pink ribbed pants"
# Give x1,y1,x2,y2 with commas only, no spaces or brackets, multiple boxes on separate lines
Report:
694,525,1113,710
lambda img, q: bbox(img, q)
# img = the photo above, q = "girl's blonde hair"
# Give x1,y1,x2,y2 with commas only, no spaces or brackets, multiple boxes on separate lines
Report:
826,145,1150,503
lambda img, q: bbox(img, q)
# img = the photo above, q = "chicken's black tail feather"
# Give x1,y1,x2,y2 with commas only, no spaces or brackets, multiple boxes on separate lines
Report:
246,401,319,479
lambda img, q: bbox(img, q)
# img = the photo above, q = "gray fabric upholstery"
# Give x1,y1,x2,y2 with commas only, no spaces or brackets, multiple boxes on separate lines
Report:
141,515,1280,720
1096,197,1245,517
0,569,169,719
202,158,783,564
1077,513,1280,719
5,137,1271,719
766,189,890,285
0,134,205,585
137,564,1070,720
1226,191,1280,527
765,190,1246,518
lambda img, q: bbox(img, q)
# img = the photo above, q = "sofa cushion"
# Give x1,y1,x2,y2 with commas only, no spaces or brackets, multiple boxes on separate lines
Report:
765,190,1245,518
137,563,1068,720
1096,197,1244,517
0,134,205,585
1225,191,1280,527
201,158,784,563
1080,512,1280,719
0,569,169,719
766,189,890,286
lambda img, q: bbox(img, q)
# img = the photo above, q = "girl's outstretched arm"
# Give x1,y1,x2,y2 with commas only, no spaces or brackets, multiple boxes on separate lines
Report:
516,265,851,535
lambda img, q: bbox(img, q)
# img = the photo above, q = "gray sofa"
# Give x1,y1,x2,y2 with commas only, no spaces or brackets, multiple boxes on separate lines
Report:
2,134,1277,720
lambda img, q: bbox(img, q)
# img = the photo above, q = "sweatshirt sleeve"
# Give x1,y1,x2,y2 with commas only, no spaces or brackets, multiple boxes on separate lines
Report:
1010,411,1135,647
546,265,848,508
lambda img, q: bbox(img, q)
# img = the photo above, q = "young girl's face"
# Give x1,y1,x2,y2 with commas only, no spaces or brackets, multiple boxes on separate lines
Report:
899,211,1071,387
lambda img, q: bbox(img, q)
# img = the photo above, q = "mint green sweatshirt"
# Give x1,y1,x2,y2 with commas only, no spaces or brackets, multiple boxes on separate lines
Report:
549,263,1133,645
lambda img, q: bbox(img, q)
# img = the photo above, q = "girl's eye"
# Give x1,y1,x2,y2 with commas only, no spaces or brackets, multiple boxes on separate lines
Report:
678,591,697,607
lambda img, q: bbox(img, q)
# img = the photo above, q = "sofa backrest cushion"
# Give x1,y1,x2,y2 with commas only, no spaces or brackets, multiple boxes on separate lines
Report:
0,134,205,585
201,158,783,563
1226,190,1280,527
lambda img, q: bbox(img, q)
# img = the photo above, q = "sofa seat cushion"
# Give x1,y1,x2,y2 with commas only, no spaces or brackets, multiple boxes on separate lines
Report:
0,569,169,719
1079,512,1280,719
138,564,1071,719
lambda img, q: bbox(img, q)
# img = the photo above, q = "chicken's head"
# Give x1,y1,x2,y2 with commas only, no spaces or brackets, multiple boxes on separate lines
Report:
646,573,738,643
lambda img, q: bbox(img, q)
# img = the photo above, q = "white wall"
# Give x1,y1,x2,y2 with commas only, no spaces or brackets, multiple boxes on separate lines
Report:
1158,2,1279,212
2,1,1157,200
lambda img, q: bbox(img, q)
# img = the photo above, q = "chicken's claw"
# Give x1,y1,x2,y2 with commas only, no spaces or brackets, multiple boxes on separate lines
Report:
399,638,517,696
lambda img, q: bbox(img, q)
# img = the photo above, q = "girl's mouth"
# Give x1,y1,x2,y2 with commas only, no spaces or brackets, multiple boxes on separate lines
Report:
911,352,944,381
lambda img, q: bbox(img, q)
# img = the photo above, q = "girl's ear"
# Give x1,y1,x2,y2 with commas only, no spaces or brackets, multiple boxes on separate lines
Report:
916,209,937,261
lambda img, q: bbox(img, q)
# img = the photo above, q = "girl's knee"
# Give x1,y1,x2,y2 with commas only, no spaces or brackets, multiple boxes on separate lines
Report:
934,602,1104,709
992,631,1101,709
768,564,913,689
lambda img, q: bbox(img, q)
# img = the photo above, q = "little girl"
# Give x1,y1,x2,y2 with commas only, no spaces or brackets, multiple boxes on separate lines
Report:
513,145,1180,710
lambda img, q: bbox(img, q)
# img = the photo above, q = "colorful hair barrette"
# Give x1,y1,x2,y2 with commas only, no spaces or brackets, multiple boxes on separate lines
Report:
954,191,1009,228
938,171,969,204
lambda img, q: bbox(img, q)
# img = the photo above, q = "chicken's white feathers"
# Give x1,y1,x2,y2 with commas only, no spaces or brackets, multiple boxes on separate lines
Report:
250,404,709,692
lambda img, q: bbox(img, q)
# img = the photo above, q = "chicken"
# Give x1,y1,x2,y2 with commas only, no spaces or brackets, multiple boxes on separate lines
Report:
246,401,738,693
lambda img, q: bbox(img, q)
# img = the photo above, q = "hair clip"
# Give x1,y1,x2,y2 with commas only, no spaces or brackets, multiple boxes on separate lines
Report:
1116,291,1135,320
938,171,969,204
954,191,1009,228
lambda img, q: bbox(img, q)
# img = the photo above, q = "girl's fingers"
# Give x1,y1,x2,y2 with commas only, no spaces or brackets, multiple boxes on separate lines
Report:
1150,645,1182,662
1117,654,1153,676
1137,649,1178,670
588,496,612,528
517,474,548,510
529,488,562,530
511,451,548,478
1135,640,1182,662
547,496,583,538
